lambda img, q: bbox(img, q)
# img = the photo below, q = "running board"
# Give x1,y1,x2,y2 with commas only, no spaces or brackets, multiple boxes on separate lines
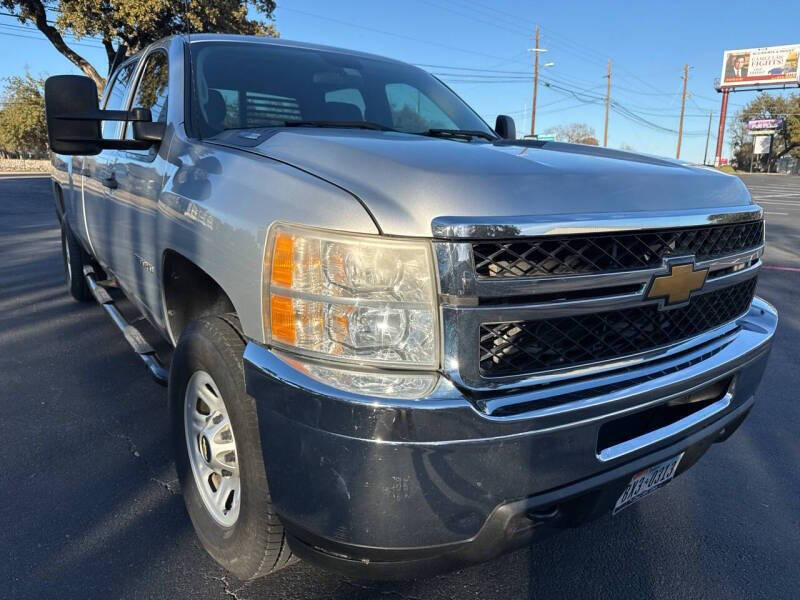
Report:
83,266,169,386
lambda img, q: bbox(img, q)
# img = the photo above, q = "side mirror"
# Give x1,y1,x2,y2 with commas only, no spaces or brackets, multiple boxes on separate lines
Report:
45,75,103,155
495,115,516,140
44,75,160,155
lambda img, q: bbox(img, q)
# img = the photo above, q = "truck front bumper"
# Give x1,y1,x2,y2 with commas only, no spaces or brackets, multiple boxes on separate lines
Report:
243,297,777,579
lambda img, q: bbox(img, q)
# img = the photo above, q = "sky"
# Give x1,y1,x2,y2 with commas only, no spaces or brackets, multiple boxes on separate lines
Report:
1,0,798,164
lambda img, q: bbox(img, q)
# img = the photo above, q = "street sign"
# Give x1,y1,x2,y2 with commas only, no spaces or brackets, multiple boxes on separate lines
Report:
748,118,784,136
753,136,772,154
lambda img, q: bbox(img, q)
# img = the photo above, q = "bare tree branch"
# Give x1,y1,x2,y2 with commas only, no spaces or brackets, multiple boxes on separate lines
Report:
8,0,106,92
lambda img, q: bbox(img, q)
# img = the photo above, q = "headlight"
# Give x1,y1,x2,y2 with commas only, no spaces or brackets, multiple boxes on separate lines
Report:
263,223,439,368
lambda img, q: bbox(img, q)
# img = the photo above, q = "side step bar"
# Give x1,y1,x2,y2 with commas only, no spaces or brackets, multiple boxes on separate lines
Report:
83,266,169,386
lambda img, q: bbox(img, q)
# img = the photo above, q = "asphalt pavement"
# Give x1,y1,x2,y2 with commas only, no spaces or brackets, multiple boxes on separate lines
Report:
1,173,798,599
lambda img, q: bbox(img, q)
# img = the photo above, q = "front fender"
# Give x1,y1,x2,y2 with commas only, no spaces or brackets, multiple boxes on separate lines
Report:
157,136,379,342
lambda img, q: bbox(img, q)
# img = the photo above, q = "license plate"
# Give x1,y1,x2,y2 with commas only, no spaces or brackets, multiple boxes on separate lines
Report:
613,453,684,515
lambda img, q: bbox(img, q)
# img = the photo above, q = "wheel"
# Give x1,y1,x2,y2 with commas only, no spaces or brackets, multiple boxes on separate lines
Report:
60,221,92,302
170,315,296,580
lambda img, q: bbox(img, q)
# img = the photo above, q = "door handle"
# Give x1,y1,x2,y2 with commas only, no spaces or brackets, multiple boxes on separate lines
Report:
100,174,118,189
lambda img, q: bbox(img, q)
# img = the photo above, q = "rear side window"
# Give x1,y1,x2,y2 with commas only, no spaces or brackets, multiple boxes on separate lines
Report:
102,61,137,139
324,88,365,119
125,51,169,140
385,83,457,131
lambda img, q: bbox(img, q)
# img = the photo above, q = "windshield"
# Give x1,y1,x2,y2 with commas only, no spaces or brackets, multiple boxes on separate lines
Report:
189,41,494,139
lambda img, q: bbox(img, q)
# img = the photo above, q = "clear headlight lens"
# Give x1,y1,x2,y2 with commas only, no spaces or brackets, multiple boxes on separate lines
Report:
263,223,438,368
283,356,439,399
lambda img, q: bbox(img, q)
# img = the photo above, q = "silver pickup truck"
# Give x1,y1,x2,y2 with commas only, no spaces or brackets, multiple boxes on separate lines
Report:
46,34,777,580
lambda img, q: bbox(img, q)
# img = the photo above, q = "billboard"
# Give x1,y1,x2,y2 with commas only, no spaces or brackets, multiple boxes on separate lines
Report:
720,45,799,88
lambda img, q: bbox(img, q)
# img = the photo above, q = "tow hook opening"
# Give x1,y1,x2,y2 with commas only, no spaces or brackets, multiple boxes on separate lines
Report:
525,506,560,523
596,377,734,456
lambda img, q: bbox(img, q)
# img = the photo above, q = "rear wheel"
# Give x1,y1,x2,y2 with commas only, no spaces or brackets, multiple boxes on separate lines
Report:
170,315,296,580
60,222,92,302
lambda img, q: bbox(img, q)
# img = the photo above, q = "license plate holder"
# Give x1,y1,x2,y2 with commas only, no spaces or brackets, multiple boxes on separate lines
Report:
613,453,684,515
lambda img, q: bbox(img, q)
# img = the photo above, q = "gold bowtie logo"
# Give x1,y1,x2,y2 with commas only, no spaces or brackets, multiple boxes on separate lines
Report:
647,262,709,306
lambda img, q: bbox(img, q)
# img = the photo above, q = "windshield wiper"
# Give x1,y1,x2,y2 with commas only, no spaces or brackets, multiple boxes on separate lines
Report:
422,128,498,141
284,120,396,131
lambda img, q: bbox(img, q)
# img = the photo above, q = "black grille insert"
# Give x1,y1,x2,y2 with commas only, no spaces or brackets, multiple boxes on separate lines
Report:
473,220,763,278
479,278,757,377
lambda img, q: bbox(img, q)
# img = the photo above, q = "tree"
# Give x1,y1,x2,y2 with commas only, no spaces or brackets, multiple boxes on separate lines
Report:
728,92,800,172
0,73,47,157
1,1,278,93
544,122,599,145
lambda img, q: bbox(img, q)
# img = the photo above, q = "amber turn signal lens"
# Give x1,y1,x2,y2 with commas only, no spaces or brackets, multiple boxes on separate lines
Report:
271,233,293,286
270,294,295,344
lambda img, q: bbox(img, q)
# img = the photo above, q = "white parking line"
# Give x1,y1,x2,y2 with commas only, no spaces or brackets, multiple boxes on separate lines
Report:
752,193,800,199
756,200,800,205
763,265,800,273
765,212,789,215
747,186,800,192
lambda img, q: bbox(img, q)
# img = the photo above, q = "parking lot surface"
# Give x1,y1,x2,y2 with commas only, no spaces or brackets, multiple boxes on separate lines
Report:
1,173,798,599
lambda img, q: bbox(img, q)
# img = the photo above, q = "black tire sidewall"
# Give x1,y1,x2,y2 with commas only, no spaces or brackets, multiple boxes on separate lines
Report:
61,221,92,302
170,317,276,580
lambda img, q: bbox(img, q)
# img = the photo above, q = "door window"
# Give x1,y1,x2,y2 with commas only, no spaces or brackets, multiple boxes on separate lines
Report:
101,62,137,139
125,51,169,140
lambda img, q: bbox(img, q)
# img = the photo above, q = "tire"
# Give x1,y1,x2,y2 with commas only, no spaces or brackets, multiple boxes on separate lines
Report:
170,315,296,580
60,221,93,302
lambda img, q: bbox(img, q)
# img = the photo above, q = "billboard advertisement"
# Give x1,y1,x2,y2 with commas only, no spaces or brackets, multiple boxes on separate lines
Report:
720,45,799,88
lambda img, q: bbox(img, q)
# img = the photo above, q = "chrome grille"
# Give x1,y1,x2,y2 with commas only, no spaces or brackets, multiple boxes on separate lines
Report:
472,220,764,278
479,277,757,377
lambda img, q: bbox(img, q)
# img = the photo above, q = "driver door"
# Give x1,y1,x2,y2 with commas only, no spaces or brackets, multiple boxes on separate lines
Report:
82,60,138,269
108,49,170,320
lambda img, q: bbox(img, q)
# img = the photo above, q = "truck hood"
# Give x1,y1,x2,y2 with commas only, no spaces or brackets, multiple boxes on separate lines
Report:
217,129,754,237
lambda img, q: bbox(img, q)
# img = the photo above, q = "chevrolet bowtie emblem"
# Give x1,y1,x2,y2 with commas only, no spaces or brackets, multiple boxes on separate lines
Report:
647,261,709,307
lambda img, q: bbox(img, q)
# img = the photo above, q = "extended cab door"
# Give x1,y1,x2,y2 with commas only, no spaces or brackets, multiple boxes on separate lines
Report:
82,60,138,268
108,49,170,321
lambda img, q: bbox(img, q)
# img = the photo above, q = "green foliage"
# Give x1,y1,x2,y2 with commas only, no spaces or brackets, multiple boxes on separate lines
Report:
728,92,800,171
544,122,599,145
0,74,47,157
56,0,278,54
1,1,278,91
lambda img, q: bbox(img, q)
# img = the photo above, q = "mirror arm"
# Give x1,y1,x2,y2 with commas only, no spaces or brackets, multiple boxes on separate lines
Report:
53,108,151,122
132,121,166,143
101,139,155,150
48,135,153,151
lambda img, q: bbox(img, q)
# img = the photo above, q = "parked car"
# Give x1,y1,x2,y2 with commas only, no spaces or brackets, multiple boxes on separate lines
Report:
45,34,776,580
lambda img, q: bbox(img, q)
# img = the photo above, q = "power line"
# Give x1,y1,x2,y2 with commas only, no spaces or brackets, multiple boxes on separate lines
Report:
278,6,524,63
412,0,688,102
0,28,102,49
414,0,530,38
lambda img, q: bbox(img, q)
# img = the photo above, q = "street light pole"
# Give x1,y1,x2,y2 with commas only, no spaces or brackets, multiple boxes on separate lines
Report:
603,59,612,147
530,25,540,137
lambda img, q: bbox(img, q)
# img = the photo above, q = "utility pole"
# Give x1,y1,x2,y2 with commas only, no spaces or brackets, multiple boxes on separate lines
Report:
603,59,612,147
530,25,539,137
676,63,689,159
703,111,713,165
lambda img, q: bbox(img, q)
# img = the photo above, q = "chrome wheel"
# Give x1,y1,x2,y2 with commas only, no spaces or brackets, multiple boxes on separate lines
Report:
184,370,241,527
